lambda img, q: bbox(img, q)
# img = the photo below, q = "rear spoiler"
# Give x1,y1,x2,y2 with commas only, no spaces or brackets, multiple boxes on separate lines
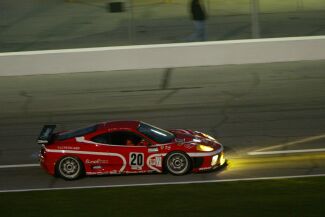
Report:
37,125,56,144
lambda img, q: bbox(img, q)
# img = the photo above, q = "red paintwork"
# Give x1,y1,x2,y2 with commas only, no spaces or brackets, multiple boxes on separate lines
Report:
39,121,225,176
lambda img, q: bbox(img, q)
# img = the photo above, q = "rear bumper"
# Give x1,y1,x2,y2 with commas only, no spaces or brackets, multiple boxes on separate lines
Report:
39,150,56,176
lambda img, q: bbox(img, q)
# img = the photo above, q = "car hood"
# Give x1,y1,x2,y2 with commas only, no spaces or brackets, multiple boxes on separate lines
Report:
169,129,222,150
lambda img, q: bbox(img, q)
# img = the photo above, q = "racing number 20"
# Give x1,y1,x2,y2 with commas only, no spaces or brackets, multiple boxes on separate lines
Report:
130,153,144,166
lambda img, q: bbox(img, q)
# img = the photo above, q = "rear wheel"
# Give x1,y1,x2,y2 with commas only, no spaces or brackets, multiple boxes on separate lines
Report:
57,156,83,180
165,152,191,175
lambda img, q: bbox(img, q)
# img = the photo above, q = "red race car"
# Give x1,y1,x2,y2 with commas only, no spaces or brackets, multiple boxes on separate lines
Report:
38,121,226,180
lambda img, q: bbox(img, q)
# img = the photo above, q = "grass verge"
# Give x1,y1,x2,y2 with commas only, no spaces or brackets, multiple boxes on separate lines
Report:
1,176,325,217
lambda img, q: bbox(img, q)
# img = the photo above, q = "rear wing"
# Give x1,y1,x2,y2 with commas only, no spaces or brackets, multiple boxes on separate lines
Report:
37,125,56,144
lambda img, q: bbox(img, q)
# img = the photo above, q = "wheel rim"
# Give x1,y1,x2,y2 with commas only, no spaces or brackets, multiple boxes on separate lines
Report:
167,153,189,175
59,157,80,179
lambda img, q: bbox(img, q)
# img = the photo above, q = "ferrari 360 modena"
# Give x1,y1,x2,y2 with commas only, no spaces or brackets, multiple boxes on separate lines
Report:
38,121,226,180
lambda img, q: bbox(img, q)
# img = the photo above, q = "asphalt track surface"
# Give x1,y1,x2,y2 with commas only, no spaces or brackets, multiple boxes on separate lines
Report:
1,60,325,191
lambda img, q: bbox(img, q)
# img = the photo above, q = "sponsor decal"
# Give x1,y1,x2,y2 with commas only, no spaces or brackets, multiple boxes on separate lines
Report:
87,171,110,175
198,167,212,171
92,166,102,169
159,145,171,150
85,159,108,164
131,165,142,170
57,146,80,150
148,156,162,167
146,154,166,172
125,171,146,174
148,147,158,153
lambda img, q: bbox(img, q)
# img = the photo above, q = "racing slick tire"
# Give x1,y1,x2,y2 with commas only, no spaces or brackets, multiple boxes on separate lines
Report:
56,156,84,180
165,151,191,175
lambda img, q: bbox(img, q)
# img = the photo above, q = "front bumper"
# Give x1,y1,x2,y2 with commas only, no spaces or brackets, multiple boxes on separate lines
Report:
195,151,227,172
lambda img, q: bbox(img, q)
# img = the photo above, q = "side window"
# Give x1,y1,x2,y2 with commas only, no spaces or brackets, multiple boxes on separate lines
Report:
110,131,142,146
91,133,109,144
91,131,145,146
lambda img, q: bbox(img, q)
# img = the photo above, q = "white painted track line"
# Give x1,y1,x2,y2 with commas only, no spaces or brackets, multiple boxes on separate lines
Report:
252,134,325,153
248,148,325,156
0,164,39,169
0,173,325,193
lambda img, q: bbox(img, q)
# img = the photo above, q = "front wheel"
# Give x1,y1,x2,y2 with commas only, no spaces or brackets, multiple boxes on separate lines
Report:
56,156,84,180
165,152,191,175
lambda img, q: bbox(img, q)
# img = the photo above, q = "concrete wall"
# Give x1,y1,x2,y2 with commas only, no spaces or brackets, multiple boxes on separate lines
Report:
0,36,325,76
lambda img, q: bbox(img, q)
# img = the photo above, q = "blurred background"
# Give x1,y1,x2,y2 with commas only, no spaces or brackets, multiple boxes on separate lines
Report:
0,0,324,52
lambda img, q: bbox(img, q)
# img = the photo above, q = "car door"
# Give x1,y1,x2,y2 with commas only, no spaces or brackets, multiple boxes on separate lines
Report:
91,130,162,173
88,132,126,174
108,130,151,173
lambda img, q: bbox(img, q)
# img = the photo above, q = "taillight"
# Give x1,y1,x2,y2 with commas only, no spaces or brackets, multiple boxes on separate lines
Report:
40,147,45,156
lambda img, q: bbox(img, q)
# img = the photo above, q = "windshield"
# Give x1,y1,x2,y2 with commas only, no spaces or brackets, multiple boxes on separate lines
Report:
138,122,175,144
57,124,98,141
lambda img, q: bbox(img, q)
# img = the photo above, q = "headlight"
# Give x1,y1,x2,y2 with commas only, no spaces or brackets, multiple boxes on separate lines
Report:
196,144,214,152
219,152,226,166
